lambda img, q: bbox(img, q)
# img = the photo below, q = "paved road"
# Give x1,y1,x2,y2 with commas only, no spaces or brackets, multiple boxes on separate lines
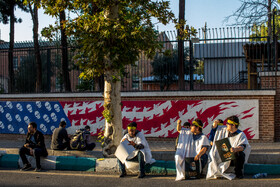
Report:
0,169,279,187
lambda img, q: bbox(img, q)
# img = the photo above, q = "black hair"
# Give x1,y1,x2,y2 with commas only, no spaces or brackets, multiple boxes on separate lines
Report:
127,122,137,128
29,122,37,129
59,121,66,127
183,122,191,127
217,119,223,124
85,125,90,130
194,119,203,132
227,115,239,128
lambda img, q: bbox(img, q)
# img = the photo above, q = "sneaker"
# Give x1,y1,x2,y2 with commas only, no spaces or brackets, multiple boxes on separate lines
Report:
34,167,41,172
20,164,32,171
137,173,146,178
119,172,127,178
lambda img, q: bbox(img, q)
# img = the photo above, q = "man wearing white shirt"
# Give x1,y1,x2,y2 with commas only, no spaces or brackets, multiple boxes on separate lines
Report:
117,122,155,178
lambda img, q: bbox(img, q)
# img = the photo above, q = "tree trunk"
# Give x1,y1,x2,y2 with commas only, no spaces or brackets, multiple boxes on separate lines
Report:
102,1,122,157
30,4,42,93
102,68,123,157
178,0,185,90
60,10,71,92
8,4,15,93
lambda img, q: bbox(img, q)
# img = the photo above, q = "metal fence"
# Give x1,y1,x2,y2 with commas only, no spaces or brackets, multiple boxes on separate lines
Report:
0,26,277,93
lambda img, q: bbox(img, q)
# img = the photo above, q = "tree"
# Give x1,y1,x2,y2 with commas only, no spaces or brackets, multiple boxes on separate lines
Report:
224,0,279,38
0,0,28,93
24,0,43,92
151,49,190,91
37,0,72,92
14,50,54,93
41,1,175,157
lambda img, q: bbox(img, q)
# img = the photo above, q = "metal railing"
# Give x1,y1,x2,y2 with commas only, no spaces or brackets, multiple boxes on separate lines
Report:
0,26,277,93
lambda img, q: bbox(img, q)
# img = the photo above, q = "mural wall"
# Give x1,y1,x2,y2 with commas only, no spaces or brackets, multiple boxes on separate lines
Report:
0,100,258,139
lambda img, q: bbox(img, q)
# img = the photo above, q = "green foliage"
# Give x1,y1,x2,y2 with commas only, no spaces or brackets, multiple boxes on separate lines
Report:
76,78,94,91
0,0,28,24
36,1,181,80
102,109,112,124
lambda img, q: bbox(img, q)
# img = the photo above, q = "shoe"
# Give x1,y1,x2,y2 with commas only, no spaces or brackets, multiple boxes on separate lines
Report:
119,172,127,178
34,167,41,172
138,173,146,178
20,164,32,171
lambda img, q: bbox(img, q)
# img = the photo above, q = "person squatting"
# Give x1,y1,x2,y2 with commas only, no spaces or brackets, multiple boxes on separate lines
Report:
175,116,251,181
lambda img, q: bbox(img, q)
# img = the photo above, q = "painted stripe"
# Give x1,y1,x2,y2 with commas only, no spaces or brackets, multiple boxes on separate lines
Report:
245,163,280,175
0,154,19,168
56,156,96,171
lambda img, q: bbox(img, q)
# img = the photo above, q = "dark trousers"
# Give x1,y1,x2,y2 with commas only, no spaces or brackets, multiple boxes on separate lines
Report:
230,151,245,176
55,142,70,150
200,153,208,170
19,146,47,168
117,151,145,174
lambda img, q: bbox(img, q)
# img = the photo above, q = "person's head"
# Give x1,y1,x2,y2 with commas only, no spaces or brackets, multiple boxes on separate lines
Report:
183,122,191,129
226,115,239,132
191,119,203,134
127,122,137,137
217,119,224,125
85,125,90,131
28,122,37,134
59,121,66,128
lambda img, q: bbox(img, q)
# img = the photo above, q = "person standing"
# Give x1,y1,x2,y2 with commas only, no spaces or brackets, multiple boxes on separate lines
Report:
51,121,70,150
19,122,48,172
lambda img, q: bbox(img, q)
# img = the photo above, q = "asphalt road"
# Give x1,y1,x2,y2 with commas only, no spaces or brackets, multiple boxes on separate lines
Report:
0,169,280,187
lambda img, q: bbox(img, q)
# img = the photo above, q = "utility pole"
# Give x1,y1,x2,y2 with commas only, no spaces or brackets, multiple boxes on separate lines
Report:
178,0,185,90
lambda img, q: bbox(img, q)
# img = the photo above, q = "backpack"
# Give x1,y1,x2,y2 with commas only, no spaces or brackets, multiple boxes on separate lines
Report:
70,130,87,150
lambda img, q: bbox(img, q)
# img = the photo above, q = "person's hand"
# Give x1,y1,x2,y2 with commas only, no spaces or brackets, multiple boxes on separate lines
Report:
210,141,213,146
177,120,181,125
24,143,29,148
121,138,127,142
212,120,219,129
128,141,136,147
230,147,236,153
194,154,201,161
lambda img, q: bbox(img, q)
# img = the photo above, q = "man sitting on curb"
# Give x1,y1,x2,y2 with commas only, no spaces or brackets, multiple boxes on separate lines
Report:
175,119,210,181
51,121,71,150
206,115,251,180
117,122,155,178
19,122,48,172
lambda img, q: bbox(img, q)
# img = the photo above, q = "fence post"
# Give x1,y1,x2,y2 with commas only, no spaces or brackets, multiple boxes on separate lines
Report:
47,49,51,93
189,40,194,91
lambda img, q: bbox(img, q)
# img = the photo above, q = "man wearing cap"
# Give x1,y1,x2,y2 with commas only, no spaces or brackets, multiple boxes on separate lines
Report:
175,119,210,181
117,122,155,178
206,115,251,180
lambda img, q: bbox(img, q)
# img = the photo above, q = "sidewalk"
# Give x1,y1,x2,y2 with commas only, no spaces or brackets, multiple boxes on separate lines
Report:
1,134,280,176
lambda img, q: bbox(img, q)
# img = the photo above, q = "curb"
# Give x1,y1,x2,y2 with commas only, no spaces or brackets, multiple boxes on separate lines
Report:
1,153,280,176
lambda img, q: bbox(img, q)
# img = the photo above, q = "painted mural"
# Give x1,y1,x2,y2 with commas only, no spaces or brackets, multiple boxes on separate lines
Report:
0,100,258,139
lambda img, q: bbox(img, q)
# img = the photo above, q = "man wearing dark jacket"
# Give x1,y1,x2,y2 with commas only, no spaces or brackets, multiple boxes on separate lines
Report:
19,122,48,172
51,121,70,150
